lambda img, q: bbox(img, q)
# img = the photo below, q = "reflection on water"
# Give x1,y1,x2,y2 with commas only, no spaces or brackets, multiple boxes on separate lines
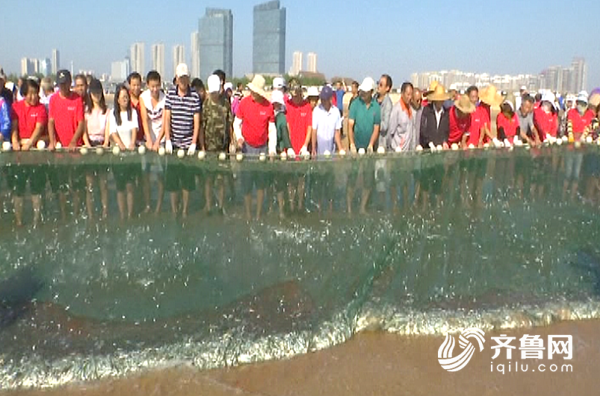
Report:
2,146,600,389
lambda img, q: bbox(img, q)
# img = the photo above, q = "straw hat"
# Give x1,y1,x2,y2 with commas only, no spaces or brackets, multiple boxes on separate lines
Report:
427,84,450,101
479,85,504,107
247,74,267,98
455,95,476,114
589,93,600,108
425,80,439,94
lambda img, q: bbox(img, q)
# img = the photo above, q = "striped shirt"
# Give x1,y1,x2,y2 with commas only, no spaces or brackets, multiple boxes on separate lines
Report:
165,86,201,148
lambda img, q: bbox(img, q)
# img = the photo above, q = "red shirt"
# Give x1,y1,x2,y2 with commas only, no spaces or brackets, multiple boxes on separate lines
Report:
11,101,48,139
448,106,471,144
567,108,595,141
467,106,487,146
533,107,557,141
237,95,274,148
285,98,312,153
131,96,145,142
496,112,520,140
49,92,84,145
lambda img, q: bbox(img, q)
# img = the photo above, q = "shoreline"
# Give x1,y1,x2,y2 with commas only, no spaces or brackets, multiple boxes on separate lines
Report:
4,319,598,396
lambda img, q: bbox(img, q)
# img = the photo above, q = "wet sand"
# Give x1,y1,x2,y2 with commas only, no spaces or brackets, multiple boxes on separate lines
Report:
5,319,598,396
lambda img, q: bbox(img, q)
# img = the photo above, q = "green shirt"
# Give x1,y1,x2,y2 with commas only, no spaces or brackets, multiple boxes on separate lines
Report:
349,97,381,149
275,112,292,152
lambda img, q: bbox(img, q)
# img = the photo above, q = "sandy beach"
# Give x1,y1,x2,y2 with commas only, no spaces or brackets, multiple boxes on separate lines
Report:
5,319,598,396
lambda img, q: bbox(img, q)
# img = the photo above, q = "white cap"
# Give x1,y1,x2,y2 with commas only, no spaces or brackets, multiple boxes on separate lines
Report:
207,75,221,93
520,85,527,91
273,77,286,90
224,82,233,91
175,63,189,78
576,93,589,104
358,77,375,92
502,98,515,111
271,90,285,105
542,92,557,109
306,86,320,98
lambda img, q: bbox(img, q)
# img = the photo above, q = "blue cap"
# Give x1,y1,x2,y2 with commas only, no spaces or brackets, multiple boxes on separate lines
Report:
320,85,334,100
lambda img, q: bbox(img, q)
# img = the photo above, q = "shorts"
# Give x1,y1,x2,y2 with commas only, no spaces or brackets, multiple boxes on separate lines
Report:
48,165,85,193
6,165,47,196
112,163,139,192
564,151,583,181
165,162,196,192
241,143,269,194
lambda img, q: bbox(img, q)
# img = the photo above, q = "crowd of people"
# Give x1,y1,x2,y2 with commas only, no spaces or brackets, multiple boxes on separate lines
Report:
0,65,599,227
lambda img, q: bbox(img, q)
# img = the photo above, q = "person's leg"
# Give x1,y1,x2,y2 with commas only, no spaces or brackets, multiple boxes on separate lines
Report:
99,173,109,219
126,182,135,219
85,173,95,220
204,176,213,214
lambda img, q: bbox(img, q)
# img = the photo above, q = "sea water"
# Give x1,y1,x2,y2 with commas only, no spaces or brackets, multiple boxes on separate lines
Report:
1,147,600,389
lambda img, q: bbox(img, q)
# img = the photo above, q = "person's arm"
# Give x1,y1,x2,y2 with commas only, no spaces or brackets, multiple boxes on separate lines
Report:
190,112,200,154
11,117,20,150
103,117,110,148
461,131,469,149
311,114,318,156
302,124,312,151
25,122,45,151
82,115,92,147
380,99,391,137
69,100,85,149
334,109,343,152
368,124,380,152
419,109,428,148
129,127,138,151
48,118,57,150
108,111,126,150
0,101,10,142
139,96,153,149
348,102,357,152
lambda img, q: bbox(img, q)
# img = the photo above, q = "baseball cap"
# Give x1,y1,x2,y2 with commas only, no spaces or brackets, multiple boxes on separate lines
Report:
57,69,71,84
175,63,189,78
271,90,285,105
320,85,334,100
576,93,589,104
224,82,233,92
207,75,221,93
89,79,103,94
273,77,286,90
358,77,375,92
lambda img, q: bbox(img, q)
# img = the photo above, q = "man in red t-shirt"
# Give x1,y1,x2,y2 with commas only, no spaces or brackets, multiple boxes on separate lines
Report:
285,81,312,155
48,70,85,150
11,79,48,151
233,74,276,221
448,95,475,147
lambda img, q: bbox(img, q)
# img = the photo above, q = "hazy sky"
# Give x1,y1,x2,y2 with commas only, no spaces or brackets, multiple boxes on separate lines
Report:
1,0,598,89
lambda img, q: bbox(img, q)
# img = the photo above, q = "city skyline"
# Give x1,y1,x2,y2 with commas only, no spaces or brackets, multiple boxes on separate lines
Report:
1,1,599,89
411,57,589,94
130,43,145,78
151,43,165,79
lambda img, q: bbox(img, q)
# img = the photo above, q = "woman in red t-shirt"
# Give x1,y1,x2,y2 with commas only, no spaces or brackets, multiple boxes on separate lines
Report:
496,95,520,143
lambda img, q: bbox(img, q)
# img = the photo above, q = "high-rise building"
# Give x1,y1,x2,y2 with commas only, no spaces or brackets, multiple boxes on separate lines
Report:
307,52,317,73
39,58,51,76
111,59,130,82
290,51,302,76
191,31,201,78
20,58,34,76
130,42,145,75
253,0,286,75
151,43,165,78
51,49,60,74
173,45,186,75
571,57,588,93
198,8,233,81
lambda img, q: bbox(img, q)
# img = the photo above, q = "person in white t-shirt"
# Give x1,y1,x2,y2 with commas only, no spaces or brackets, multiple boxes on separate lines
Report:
109,85,138,150
108,84,139,219
140,71,166,213
140,71,166,151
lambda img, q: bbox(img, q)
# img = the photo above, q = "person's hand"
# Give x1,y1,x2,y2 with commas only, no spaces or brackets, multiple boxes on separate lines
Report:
443,142,449,150
237,138,244,149
299,146,309,156
287,148,296,158
128,143,136,151
14,141,22,151
152,141,161,152
229,143,237,154
367,145,373,154
145,140,153,150
119,143,127,151
165,140,173,154
350,144,357,154
48,142,56,151
68,140,77,151
268,149,277,157
187,143,197,156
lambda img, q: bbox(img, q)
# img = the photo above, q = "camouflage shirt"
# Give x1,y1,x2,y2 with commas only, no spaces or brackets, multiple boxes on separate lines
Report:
202,96,233,151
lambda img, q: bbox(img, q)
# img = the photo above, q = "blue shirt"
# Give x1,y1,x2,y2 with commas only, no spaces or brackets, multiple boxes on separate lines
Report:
0,98,11,140
335,90,345,113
